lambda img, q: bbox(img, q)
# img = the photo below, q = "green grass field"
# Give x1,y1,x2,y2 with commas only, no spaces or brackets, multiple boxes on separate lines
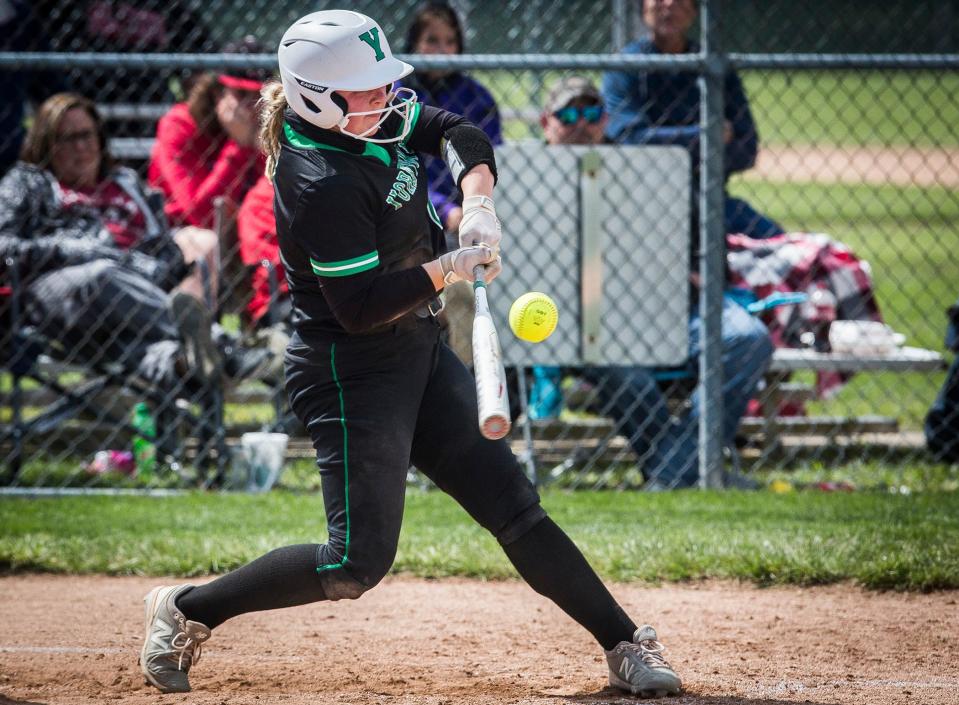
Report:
1,489,957,591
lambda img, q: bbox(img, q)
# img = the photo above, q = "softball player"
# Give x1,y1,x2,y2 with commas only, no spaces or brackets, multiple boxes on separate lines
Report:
139,10,682,698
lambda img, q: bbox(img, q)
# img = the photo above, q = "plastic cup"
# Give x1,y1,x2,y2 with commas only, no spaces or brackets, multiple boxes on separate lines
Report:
240,432,289,492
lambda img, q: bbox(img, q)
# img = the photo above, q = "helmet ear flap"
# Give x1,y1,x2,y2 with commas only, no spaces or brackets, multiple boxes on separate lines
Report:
330,91,348,114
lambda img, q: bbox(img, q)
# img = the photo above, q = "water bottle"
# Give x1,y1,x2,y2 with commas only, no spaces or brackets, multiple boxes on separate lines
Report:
131,402,158,480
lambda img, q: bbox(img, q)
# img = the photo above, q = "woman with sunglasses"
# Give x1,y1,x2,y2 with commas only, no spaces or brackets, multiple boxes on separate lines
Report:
138,10,682,699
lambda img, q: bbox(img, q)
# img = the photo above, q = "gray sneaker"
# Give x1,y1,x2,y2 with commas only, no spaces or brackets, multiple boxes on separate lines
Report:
139,585,211,693
605,625,682,698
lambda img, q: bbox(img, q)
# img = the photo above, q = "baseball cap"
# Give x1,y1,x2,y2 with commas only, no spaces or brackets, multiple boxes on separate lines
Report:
217,36,271,92
544,76,602,113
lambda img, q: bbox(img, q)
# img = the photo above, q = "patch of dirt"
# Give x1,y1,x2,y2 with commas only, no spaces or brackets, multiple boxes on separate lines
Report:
747,145,959,188
1,575,957,705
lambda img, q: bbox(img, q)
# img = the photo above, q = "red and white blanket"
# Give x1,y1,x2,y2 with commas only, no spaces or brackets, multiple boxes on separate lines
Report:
726,232,883,398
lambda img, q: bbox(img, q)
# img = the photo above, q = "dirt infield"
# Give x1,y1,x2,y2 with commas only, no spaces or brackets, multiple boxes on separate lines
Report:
749,145,959,188
1,576,957,705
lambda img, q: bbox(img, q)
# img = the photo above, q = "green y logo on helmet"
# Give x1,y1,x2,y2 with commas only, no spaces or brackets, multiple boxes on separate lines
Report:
358,27,386,61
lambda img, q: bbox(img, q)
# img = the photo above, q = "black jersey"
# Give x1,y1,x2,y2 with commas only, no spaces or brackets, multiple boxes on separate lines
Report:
274,104,468,343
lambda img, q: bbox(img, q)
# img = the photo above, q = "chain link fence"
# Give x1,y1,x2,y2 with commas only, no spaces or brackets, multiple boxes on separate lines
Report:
1,1,957,492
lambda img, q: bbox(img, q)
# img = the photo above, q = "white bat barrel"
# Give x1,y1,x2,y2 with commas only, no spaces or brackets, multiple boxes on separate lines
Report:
472,278,511,440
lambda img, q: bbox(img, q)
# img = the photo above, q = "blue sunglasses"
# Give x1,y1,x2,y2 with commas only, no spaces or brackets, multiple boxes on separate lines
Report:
553,104,604,125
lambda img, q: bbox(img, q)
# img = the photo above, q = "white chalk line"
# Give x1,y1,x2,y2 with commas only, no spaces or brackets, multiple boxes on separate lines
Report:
0,645,305,662
750,677,959,696
0,646,127,654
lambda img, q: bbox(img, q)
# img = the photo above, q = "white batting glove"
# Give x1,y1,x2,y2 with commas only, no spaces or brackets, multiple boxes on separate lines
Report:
458,195,502,253
438,243,502,286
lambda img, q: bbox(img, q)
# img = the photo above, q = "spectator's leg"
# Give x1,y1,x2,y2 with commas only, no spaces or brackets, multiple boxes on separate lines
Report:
925,355,959,462
579,365,692,485
528,365,563,420
724,195,783,239
25,260,178,368
689,294,774,448
173,226,219,307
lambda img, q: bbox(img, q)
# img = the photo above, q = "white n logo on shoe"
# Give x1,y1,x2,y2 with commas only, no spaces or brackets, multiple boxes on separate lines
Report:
620,659,636,680
149,617,175,653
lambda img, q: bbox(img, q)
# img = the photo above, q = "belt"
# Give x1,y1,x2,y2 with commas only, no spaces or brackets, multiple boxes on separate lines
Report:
414,296,444,318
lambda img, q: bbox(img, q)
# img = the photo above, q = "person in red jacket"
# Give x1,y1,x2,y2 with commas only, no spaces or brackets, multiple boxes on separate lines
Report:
236,174,288,328
148,37,268,304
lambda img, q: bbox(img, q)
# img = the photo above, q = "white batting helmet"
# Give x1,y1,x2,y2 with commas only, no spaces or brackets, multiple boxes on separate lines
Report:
278,10,416,143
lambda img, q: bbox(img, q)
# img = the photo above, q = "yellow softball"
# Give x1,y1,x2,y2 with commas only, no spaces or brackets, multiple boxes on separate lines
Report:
509,292,559,343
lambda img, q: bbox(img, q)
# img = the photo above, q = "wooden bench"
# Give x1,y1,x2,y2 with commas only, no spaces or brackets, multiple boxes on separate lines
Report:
506,345,945,473
753,345,945,459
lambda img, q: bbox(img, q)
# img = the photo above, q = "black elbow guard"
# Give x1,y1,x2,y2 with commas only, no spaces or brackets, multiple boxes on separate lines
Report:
442,124,497,189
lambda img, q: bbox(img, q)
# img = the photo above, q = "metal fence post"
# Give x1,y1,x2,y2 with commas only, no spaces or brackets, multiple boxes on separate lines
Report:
612,0,629,51
698,0,726,489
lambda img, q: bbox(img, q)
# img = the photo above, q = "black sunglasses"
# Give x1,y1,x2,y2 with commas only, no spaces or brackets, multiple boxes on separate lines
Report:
553,104,604,125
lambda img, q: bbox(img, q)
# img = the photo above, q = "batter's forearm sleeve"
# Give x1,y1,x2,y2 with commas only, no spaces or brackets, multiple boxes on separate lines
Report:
319,266,437,334
441,123,498,189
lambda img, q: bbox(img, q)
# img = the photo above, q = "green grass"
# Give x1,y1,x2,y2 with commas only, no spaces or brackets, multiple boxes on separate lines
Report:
1,489,957,590
742,70,959,148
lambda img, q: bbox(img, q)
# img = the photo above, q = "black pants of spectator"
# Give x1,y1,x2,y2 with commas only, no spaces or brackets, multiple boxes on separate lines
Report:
25,259,181,388
926,353,959,462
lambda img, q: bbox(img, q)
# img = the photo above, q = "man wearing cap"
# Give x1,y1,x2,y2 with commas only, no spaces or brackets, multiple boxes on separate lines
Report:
540,76,610,147
532,76,773,489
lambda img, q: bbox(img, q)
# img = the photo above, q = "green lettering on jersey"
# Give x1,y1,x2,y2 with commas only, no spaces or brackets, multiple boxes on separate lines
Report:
358,28,386,61
384,144,420,210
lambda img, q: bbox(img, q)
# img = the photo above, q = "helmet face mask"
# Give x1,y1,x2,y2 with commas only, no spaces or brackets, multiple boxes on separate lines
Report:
278,10,416,142
338,86,418,144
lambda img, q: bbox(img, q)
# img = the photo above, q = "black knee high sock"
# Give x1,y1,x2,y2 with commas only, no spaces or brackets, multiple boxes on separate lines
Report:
501,516,636,651
176,544,327,629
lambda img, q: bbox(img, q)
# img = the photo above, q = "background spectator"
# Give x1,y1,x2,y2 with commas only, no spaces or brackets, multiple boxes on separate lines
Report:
400,3,505,369
535,76,773,488
0,93,267,386
236,174,289,329
401,2,502,234
602,0,782,239
3,93,188,291
926,298,959,462
148,36,267,231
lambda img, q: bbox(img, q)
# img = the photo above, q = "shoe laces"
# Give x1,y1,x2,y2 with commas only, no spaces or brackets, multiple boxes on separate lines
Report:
170,626,204,671
625,637,671,669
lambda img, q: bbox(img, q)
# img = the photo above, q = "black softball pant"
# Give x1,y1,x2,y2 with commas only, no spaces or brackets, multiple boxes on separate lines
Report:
286,315,545,598
179,315,636,649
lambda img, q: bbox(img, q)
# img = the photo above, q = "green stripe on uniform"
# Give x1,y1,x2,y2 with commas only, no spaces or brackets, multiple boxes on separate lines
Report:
310,251,380,277
426,200,442,229
317,342,351,572
401,101,423,145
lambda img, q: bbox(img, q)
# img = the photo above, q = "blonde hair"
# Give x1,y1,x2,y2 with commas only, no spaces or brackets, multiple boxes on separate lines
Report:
259,81,288,182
